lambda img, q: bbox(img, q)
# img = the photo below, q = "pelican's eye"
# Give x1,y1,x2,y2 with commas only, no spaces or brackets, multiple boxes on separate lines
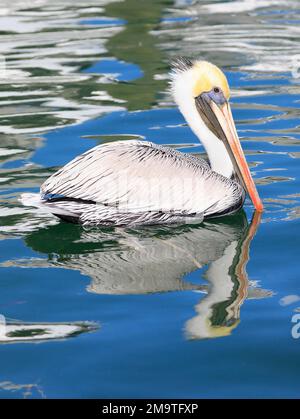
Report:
208,87,226,106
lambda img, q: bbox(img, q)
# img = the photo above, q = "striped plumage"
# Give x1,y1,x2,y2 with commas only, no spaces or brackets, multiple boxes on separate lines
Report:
21,58,262,225
39,140,244,226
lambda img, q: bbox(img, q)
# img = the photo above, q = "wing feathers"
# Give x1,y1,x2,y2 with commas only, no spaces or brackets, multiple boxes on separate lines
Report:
41,140,242,219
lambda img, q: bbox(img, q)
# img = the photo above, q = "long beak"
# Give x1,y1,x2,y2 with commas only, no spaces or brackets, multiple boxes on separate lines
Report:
195,96,263,212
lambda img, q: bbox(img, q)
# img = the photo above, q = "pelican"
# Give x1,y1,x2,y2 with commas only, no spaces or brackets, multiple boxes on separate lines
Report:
22,58,263,226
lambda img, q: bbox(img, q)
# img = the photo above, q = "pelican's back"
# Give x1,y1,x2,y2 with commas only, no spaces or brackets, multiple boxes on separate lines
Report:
26,140,244,226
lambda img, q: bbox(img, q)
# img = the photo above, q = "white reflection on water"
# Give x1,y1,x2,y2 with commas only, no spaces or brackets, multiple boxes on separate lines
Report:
0,0,125,135
0,314,98,344
0,379,45,399
202,0,293,14
159,0,300,74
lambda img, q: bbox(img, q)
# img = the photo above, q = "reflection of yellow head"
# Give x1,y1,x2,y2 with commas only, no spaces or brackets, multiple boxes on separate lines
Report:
192,61,230,99
205,318,240,338
185,316,241,340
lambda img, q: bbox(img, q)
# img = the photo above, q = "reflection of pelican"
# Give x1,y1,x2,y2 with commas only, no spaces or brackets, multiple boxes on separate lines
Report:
22,59,263,226
186,211,266,339
0,314,97,344
5,212,271,339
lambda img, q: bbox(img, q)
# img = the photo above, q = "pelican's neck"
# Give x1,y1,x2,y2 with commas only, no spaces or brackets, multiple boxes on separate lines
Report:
181,102,234,179
172,71,234,179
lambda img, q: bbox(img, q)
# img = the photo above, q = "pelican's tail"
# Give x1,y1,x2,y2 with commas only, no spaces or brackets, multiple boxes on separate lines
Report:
20,193,80,220
20,192,44,209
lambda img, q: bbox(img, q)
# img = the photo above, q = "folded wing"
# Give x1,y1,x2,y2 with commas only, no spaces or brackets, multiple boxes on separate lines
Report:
41,140,242,222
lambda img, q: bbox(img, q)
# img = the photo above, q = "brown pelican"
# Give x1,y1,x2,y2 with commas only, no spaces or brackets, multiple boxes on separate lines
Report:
21,58,263,226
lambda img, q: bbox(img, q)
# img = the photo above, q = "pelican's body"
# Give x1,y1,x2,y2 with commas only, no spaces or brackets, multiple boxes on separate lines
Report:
22,58,263,226
39,140,244,226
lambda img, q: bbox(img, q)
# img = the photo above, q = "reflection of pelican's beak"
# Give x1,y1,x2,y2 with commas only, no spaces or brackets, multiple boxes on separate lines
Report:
185,209,263,340
195,95,263,212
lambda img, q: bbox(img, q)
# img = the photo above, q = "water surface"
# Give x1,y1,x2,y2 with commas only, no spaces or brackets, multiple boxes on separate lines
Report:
0,0,300,398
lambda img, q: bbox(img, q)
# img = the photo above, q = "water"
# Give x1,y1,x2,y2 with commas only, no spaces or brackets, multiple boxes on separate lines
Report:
0,0,299,398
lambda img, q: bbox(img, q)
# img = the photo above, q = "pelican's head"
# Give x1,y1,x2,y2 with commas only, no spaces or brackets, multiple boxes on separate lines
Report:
170,57,263,212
